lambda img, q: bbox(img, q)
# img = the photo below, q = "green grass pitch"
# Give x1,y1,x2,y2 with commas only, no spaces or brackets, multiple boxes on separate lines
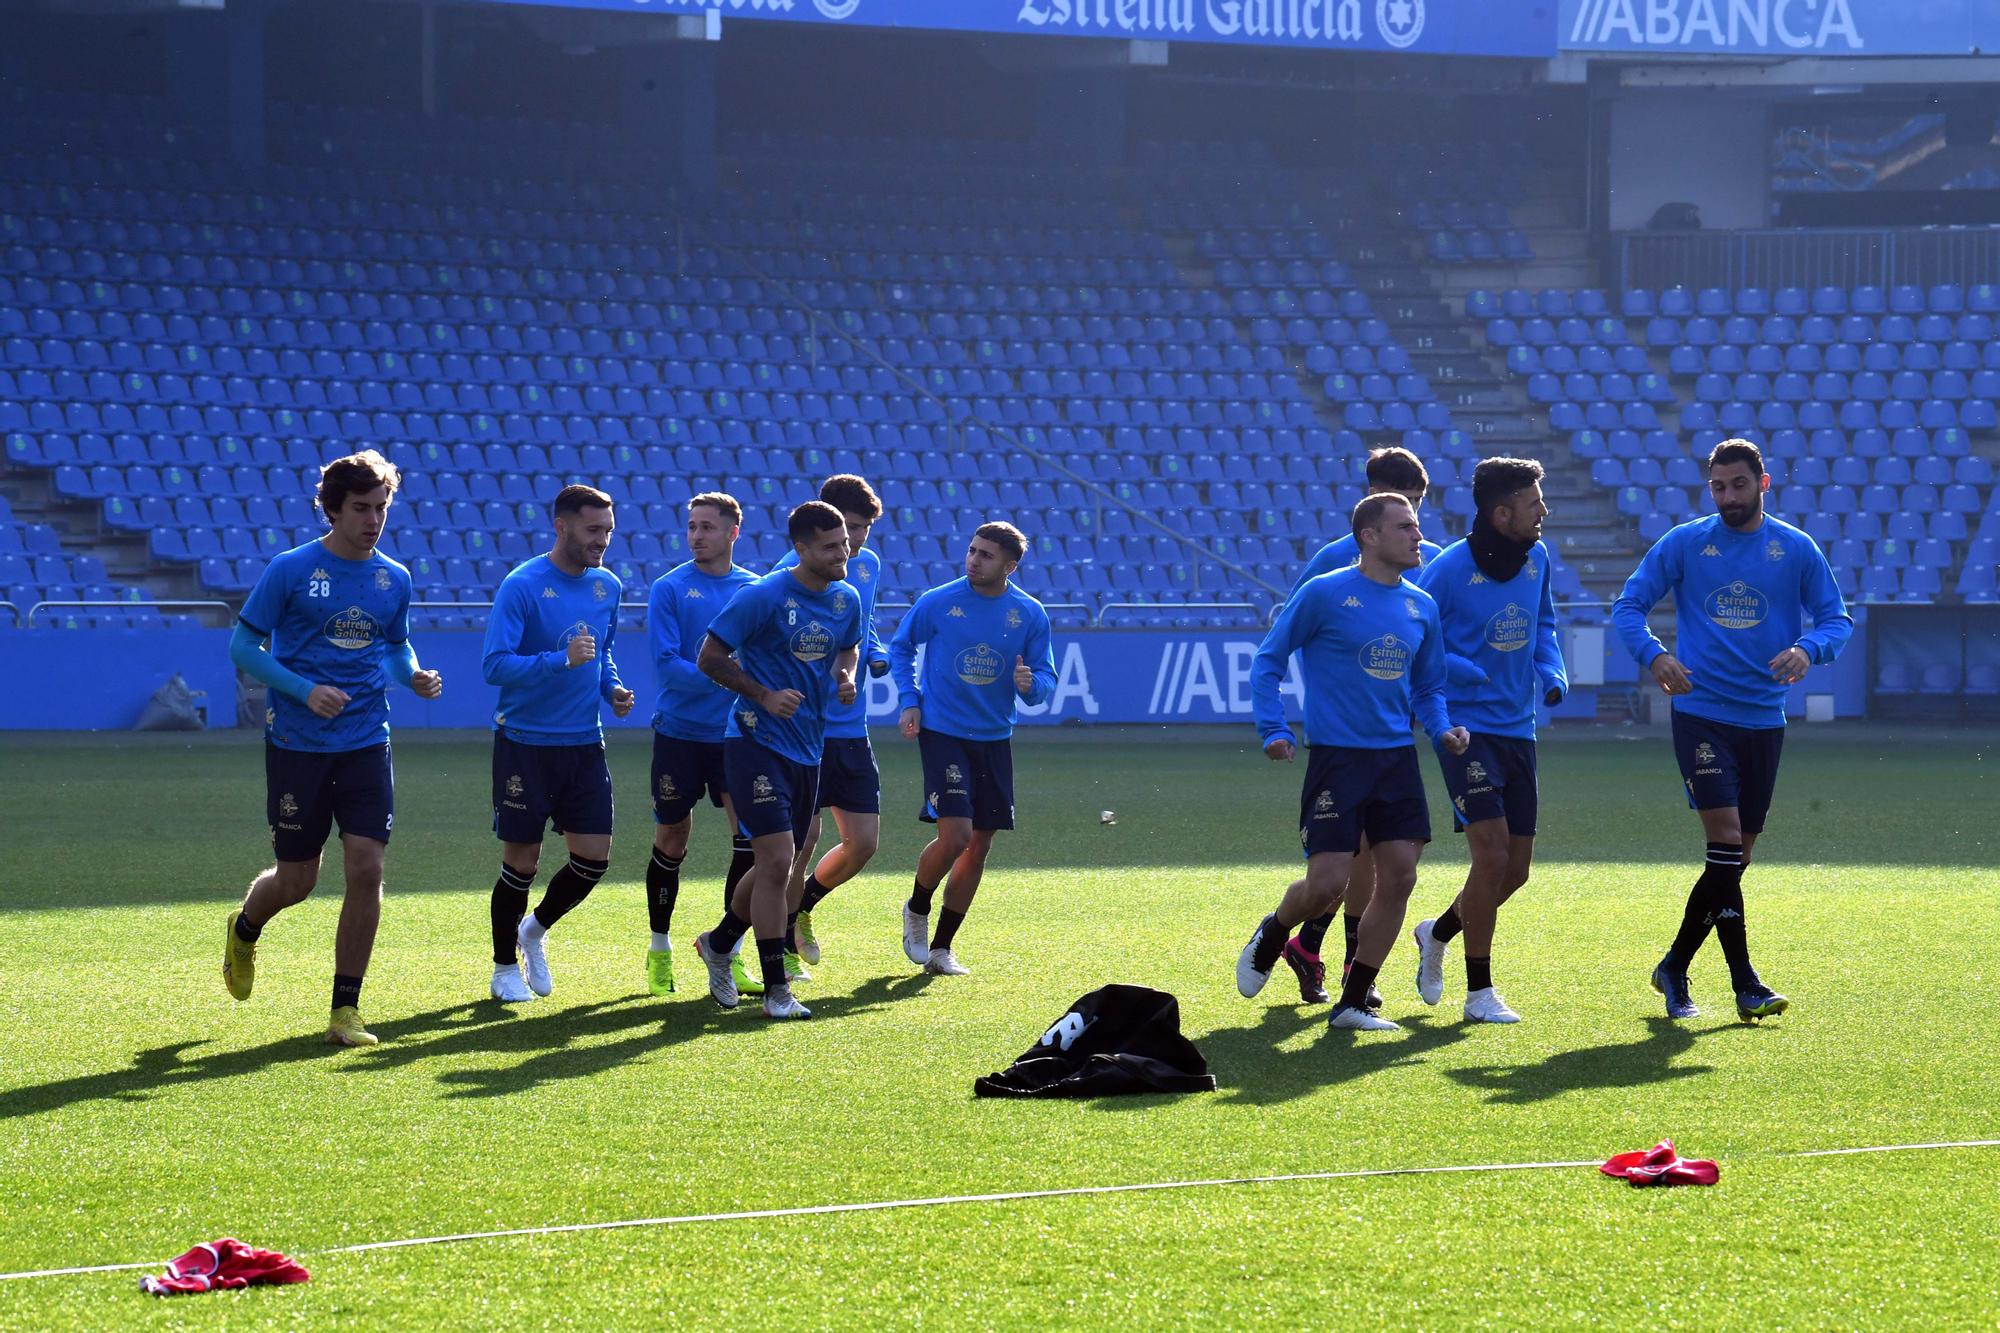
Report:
1,727,1996,1328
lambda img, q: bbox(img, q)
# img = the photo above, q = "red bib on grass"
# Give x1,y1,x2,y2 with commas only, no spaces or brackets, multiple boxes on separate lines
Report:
1601,1139,1719,1188
138,1238,310,1296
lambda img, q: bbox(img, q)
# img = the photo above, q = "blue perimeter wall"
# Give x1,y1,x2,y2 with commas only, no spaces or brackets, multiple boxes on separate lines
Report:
1,622,1867,731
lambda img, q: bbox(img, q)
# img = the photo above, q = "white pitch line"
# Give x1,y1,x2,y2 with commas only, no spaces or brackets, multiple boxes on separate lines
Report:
4,1140,1997,1285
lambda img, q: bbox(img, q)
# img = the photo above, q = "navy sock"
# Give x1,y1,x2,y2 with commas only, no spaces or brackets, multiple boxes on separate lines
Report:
332,973,363,1010
756,935,788,992
1339,961,1381,1010
1342,912,1362,969
1706,847,1756,989
1466,955,1493,993
724,836,755,908
1297,913,1334,955
491,863,535,965
932,907,966,952
1432,902,1465,944
234,912,263,943
710,908,752,955
646,849,683,936
534,855,608,930
908,876,937,916
799,874,835,915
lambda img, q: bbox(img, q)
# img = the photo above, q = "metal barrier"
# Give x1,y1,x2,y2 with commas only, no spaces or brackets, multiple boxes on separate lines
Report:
24,599,235,627
0,601,17,628
1619,225,2000,293
1094,601,1269,628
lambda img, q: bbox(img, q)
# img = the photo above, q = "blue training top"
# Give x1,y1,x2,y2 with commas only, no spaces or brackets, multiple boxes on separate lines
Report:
707,567,865,767
648,559,757,743
1611,513,1852,729
1290,532,1445,600
1415,539,1568,740
481,554,625,745
1254,564,1452,750
775,543,889,739
238,539,413,753
889,577,1055,743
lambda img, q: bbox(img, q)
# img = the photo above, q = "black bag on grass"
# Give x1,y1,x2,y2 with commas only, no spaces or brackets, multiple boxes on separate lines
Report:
974,984,1216,1098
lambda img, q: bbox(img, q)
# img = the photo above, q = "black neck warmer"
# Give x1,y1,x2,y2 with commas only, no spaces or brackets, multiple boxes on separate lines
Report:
1468,513,1535,583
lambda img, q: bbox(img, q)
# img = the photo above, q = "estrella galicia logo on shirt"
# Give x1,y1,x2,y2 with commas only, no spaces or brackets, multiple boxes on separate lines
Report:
324,605,381,650
1705,580,1769,630
956,641,1004,687
1359,634,1410,681
1485,602,1531,652
790,620,833,663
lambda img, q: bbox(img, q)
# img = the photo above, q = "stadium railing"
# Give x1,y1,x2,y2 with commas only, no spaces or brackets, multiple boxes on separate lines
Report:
1620,226,2000,295
24,599,233,628
0,600,18,628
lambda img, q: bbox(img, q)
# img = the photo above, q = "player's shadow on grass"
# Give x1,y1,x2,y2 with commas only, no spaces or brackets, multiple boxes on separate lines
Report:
797,970,935,1020
0,1001,514,1122
1199,1008,1474,1107
1444,1017,1714,1106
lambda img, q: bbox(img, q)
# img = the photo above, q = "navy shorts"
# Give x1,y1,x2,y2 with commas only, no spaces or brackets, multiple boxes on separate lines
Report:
1437,733,1539,837
651,732,727,825
267,741,394,862
918,730,1015,831
492,732,615,844
1672,710,1786,835
1299,744,1430,858
817,735,882,814
725,736,819,840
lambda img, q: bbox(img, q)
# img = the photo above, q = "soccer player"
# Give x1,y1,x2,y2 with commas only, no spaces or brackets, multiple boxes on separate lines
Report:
1236,493,1469,1032
776,475,894,969
888,522,1055,976
1612,438,1851,1022
1280,446,1445,1010
222,450,442,1047
1409,457,1567,1023
482,484,636,1005
691,500,863,1020
641,492,756,997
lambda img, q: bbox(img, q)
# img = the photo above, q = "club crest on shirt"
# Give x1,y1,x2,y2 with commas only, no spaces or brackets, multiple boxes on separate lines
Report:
955,641,1003,687
832,592,848,614
592,582,607,600
1485,602,1531,652
1406,598,1423,619
1766,539,1785,562
857,567,872,583
1006,608,1022,629
1705,580,1769,630
375,567,392,590
506,774,524,798
790,620,833,662
1525,560,1538,579
279,792,299,818
324,605,381,650
1359,634,1410,681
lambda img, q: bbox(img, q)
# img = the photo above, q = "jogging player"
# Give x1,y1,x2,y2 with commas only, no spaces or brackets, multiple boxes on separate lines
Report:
642,492,757,996
888,521,1055,976
691,501,862,1020
1410,457,1567,1023
482,484,635,1004
1238,492,1469,1032
1612,438,1851,1022
223,450,442,1047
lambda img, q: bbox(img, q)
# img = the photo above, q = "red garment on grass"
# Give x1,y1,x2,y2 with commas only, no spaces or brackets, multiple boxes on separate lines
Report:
1601,1139,1720,1188
138,1238,310,1296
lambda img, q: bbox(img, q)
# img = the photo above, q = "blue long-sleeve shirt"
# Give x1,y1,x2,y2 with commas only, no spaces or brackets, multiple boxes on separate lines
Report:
775,543,889,739
1415,539,1567,740
707,568,865,766
1611,513,1852,729
237,539,413,752
482,554,625,745
649,559,757,743
1290,533,1445,601
1253,565,1452,750
889,577,1055,743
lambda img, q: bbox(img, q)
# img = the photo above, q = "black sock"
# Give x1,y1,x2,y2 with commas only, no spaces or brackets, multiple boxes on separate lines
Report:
234,911,264,943
724,835,755,909
534,854,608,930
491,863,535,965
908,876,937,916
1297,913,1334,955
1339,960,1381,1010
1466,955,1493,993
1342,912,1362,970
785,909,800,941
799,873,835,915
1250,912,1286,972
932,907,966,952
1706,851,1757,990
646,849,683,936
332,973,363,1010
1432,902,1464,945
1668,842,1741,969
710,908,751,955
756,935,788,992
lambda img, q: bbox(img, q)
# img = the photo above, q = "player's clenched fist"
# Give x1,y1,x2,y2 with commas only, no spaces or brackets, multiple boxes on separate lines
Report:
566,629,597,669
765,688,804,719
412,669,443,700
609,686,636,718
836,672,857,706
1439,726,1472,756
1264,737,1294,762
306,684,351,719
900,706,922,738
1013,655,1035,695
